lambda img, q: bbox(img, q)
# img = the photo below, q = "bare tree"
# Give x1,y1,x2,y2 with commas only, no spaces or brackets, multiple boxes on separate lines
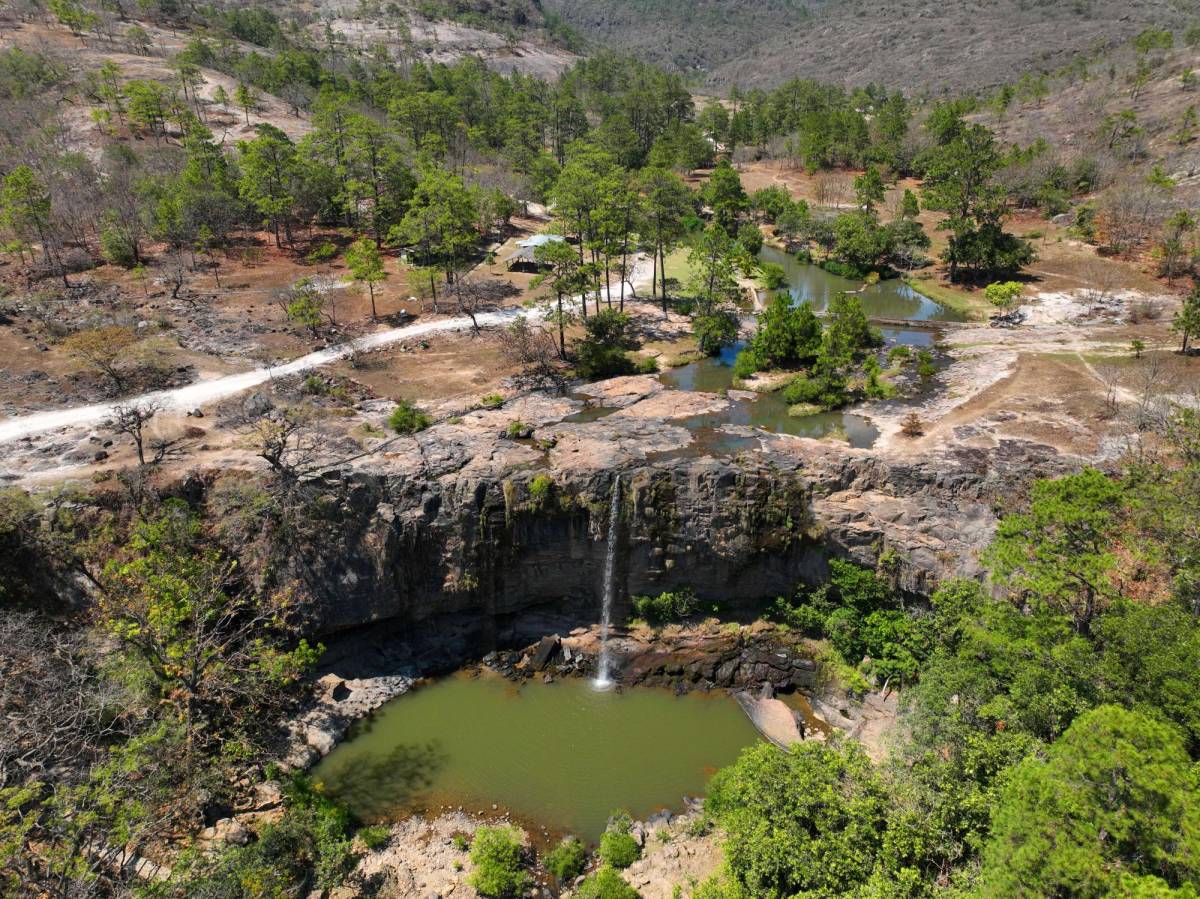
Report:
247,406,327,482
451,274,518,334
1100,185,1168,257
0,612,125,788
1128,353,1177,432
813,172,853,210
161,252,191,301
498,319,569,392
112,401,160,466
1078,258,1122,307
1094,362,1123,419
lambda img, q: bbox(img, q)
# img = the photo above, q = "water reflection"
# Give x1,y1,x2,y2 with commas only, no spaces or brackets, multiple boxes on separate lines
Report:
758,245,964,322
317,739,448,821
661,342,880,448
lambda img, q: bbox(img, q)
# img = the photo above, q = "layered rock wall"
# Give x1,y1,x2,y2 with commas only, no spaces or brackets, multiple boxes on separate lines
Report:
242,445,1001,638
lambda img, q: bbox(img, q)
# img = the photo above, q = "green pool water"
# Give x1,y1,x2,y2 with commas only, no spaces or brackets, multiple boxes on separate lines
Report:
758,245,965,322
312,672,761,842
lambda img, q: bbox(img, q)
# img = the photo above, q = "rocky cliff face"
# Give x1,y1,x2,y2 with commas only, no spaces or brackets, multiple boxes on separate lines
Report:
246,439,1006,639
186,375,1075,644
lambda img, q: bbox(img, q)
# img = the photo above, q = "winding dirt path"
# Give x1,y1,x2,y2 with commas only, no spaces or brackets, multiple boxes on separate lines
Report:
0,309,543,445
0,264,650,446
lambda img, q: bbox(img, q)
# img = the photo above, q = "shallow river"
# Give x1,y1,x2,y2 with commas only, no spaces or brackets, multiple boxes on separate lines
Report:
313,672,760,843
648,250,957,447
758,245,965,322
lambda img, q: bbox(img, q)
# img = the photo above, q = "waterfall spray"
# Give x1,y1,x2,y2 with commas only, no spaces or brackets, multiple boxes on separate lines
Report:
594,475,621,689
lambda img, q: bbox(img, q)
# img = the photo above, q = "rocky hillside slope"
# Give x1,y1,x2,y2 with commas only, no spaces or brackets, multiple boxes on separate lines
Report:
545,0,1195,93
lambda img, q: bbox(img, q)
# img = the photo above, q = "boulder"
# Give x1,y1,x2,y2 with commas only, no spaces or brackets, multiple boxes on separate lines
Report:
242,392,274,419
199,817,251,847
530,635,561,671
733,691,804,748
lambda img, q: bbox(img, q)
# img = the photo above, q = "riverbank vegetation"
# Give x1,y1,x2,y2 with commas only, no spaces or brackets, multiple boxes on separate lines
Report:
697,410,1200,898
733,292,886,411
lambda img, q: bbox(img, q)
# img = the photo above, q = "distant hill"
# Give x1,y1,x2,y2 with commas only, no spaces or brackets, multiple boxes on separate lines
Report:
542,0,1197,94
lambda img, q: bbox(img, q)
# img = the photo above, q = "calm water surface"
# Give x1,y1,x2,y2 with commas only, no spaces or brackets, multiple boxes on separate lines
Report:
313,673,761,842
758,245,965,322
660,341,881,448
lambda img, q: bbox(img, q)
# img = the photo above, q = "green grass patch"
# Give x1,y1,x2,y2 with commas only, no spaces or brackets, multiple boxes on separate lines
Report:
904,275,990,320
663,247,696,284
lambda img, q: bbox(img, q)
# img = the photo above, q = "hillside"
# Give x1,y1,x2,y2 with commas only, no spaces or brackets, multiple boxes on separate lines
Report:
545,0,1197,93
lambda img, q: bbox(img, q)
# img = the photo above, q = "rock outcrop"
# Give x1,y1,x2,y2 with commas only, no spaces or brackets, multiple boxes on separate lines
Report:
249,448,1002,640
190,379,1065,643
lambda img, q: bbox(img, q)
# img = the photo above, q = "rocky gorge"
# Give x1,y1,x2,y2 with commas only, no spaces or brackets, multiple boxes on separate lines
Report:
228,374,1040,643
205,372,1081,791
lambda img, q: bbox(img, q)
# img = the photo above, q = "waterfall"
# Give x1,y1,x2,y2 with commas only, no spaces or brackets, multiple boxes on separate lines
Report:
594,475,621,689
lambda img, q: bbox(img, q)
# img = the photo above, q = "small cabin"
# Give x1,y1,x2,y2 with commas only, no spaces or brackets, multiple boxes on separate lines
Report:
504,233,567,272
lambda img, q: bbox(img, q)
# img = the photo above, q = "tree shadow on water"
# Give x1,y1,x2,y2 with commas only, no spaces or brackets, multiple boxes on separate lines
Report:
321,740,447,819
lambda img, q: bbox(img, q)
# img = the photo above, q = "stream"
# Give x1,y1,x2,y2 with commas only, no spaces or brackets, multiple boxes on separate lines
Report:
652,250,957,449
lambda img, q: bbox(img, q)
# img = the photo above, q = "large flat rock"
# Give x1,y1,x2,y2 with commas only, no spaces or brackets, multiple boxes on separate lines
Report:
733,691,804,748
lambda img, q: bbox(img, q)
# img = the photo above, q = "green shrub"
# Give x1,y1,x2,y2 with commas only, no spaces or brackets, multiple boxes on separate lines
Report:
575,309,638,380
780,374,850,411
860,609,931,682
576,866,640,899
820,258,867,279
887,345,911,364
632,589,698,626
759,261,787,289
469,826,530,898
505,419,528,439
694,309,740,355
389,400,432,434
636,356,660,374
599,829,640,870
301,374,327,395
862,356,891,399
916,350,936,379
543,837,586,881
732,347,763,380
736,222,764,256
984,281,1023,309
749,294,822,371
480,392,504,409
770,595,828,635
306,241,338,263
750,186,792,222
99,226,139,268
528,474,554,506
825,606,864,662
452,832,471,851
827,558,893,613
358,825,390,850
